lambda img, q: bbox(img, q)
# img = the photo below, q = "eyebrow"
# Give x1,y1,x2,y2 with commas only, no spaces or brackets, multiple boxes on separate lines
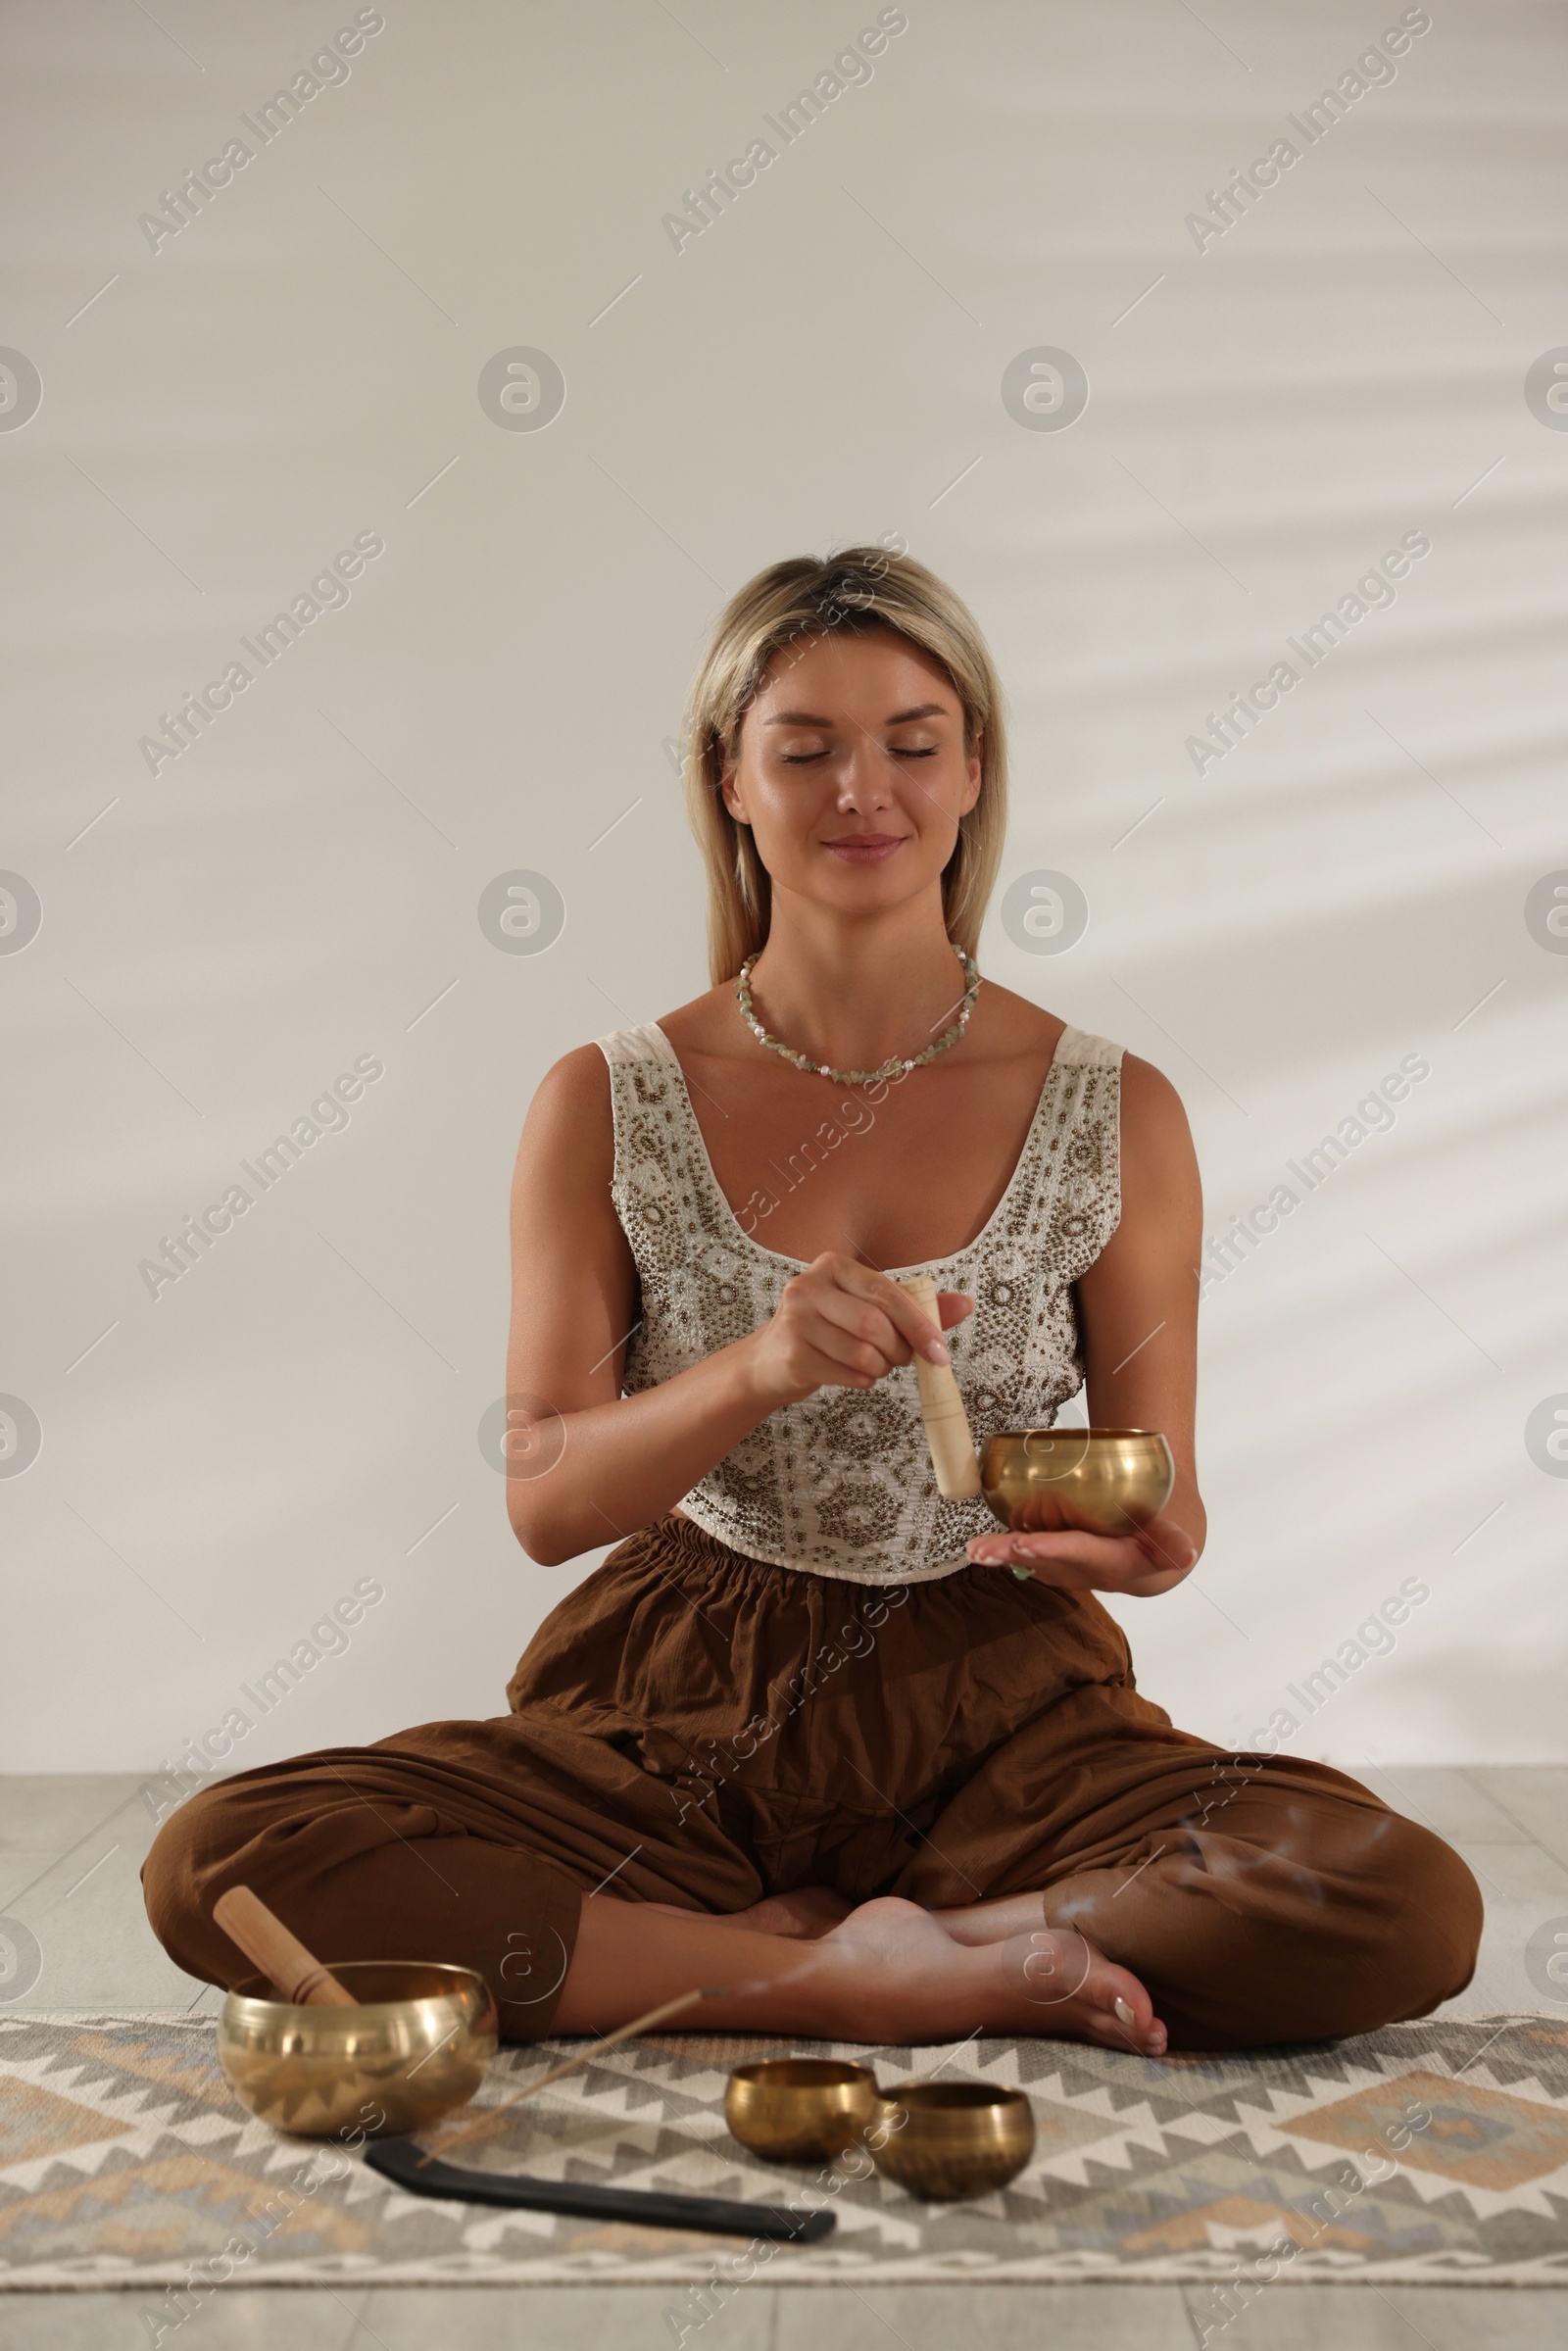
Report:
762,703,951,727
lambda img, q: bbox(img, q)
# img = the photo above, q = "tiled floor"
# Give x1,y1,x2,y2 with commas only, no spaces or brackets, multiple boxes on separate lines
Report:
2,1767,1565,2348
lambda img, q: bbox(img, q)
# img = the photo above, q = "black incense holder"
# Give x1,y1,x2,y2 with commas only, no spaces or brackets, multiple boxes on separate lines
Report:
364,2131,837,2239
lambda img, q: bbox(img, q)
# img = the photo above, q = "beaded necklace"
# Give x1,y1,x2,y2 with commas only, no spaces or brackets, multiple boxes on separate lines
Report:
734,943,982,1089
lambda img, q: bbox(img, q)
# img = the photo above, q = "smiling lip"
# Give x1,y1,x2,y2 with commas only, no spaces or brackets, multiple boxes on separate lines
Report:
823,834,906,861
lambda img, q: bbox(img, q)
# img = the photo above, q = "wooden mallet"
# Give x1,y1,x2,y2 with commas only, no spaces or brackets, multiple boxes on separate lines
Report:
213,1885,359,2007
898,1271,981,1499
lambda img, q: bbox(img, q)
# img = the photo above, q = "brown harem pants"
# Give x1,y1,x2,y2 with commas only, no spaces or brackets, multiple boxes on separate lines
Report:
142,1513,1483,2051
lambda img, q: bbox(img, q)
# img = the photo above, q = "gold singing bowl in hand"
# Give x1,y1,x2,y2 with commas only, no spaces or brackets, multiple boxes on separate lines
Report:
218,1960,498,2138
871,2082,1036,2200
724,2057,882,2162
980,1427,1175,1537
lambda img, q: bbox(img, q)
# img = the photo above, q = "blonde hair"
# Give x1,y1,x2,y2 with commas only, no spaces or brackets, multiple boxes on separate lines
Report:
681,545,1008,985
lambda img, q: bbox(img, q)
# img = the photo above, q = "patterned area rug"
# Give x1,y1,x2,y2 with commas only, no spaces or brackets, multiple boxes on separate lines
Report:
2,2010,1566,2289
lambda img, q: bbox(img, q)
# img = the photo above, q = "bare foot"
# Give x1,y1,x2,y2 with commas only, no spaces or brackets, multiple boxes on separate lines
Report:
927,1891,1049,1945
822,1895,1167,2057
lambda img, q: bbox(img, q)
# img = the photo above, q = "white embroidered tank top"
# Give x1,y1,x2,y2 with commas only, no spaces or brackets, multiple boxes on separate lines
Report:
596,1020,1124,1585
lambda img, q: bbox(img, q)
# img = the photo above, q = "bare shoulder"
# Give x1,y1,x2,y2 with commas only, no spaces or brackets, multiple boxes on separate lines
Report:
514,1042,612,1179
1117,1051,1200,1218
1119,1050,1193,1144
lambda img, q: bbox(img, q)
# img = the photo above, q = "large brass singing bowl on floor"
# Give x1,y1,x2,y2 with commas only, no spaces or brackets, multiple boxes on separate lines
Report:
980,1427,1175,1537
725,2057,882,2162
219,1961,498,2138
871,2082,1036,2200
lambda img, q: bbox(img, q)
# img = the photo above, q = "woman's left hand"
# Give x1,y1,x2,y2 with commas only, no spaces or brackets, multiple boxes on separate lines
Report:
965,1509,1199,1596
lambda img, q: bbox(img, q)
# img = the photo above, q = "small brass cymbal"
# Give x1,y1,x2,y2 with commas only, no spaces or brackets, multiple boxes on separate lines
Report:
980,1426,1174,1537
871,2081,1036,2200
725,2057,881,2162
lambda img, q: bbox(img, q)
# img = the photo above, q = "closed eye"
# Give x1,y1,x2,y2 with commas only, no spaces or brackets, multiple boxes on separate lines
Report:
779,745,938,763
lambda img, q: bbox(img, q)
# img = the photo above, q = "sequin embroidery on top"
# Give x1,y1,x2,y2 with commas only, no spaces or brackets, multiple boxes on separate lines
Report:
594,1021,1124,1584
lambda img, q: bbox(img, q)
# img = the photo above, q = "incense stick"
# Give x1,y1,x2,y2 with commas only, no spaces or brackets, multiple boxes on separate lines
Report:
415,1986,721,2167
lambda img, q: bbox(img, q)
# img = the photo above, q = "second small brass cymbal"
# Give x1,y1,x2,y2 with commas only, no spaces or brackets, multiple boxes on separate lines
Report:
871,2081,1036,2200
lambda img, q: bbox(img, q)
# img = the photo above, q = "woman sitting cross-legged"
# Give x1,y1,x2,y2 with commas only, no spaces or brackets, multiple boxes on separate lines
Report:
143,547,1483,2055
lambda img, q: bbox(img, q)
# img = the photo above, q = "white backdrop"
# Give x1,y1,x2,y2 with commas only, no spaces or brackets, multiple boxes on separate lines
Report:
3,0,1565,1783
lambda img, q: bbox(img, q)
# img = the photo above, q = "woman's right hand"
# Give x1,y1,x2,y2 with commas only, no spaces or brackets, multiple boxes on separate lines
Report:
741,1251,975,1410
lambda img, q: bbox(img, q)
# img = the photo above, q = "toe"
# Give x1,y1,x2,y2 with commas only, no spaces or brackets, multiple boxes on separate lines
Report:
1102,2001,1166,2055
1109,1995,1167,2057
1039,1936,1166,2056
